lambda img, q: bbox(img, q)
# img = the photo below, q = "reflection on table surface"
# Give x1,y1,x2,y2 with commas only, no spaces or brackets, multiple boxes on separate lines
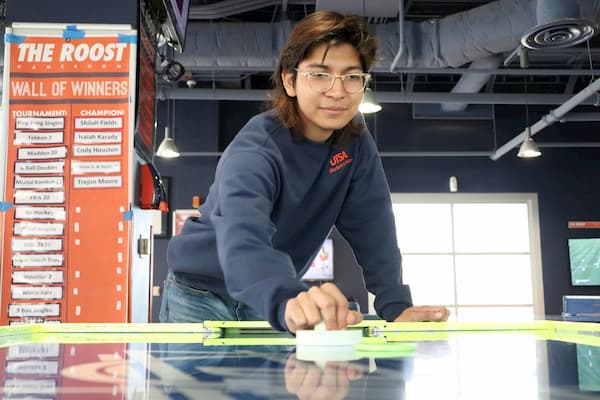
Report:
0,321,599,399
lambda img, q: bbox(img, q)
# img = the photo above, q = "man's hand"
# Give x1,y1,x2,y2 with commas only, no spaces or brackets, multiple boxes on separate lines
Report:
285,282,363,334
285,354,364,400
394,306,451,322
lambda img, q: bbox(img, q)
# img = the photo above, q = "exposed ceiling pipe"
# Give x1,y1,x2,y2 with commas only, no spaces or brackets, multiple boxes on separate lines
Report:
490,75,600,160
176,0,600,77
161,88,271,101
442,0,599,113
373,0,540,70
184,65,600,76
378,0,536,69
559,112,600,122
396,67,600,76
537,0,579,22
176,21,292,70
388,0,404,72
159,87,600,106
440,55,503,112
179,144,600,158
315,0,398,17
175,0,540,73
188,0,313,20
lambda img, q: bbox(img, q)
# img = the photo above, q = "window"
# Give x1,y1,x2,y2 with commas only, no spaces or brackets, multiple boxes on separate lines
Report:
369,193,544,321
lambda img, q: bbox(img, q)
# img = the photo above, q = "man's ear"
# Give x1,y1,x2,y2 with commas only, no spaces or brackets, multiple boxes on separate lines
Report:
281,70,297,97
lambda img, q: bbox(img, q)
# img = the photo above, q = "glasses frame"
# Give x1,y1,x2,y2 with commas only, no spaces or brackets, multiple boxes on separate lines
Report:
294,69,371,94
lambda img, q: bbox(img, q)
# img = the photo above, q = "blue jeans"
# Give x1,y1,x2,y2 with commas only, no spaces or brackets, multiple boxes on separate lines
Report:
159,270,263,323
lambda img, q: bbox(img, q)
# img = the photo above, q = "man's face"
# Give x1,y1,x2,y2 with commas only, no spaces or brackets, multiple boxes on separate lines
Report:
282,43,365,143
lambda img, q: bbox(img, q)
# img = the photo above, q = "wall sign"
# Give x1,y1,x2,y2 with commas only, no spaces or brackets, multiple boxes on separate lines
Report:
0,23,137,324
568,221,600,229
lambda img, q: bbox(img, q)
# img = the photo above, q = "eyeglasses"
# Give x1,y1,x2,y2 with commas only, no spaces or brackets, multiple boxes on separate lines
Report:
294,69,371,94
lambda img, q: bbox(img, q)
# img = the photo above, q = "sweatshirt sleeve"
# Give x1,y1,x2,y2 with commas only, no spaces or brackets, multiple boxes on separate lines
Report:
335,133,413,321
210,150,308,331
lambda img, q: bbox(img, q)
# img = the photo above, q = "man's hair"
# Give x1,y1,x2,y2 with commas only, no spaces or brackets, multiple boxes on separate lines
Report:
269,11,378,146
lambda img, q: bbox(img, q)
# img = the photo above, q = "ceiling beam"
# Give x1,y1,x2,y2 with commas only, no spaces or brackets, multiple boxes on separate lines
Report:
160,87,600,105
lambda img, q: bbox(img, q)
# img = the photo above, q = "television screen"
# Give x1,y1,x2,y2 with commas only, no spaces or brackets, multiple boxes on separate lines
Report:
568,238,600,286
302,239,334,281
577,344,600,391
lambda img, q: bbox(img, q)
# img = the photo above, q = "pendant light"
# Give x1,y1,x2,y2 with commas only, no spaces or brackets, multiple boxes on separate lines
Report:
157,99,180,158
517,76,541,158
517,128,541,158
359,88,382,114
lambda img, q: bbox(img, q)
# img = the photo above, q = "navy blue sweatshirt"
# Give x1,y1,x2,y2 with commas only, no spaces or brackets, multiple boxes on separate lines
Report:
167,111,412,331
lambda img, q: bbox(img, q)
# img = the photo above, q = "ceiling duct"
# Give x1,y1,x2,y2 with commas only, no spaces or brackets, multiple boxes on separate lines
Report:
176,0,539,73
444,0,600,113
176,21,292,70
315,0,398,18
440,54,503,113
522,0,598,49
373,0,537,70
174,0,600,103
188,0,313,20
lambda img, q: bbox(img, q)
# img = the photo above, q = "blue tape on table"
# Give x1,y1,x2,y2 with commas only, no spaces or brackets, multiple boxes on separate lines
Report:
0,202,14,212
5,33,26,44
118,34,137,44
63,25,85,40
123,210,133,221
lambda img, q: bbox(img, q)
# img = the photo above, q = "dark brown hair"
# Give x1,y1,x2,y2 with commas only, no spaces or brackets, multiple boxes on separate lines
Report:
269,11,378,146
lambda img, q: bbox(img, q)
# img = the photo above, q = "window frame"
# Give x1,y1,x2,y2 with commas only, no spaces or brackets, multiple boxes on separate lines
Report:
368,193,545,320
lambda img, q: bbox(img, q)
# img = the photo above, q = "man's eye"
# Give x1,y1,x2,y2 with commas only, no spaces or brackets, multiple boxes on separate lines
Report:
346,74,363,81
310,73,331,80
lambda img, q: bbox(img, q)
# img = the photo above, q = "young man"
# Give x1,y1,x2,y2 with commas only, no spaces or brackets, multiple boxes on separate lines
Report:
161,11,450,333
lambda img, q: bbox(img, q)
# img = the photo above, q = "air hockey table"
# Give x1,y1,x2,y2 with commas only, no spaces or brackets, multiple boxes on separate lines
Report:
0,320,599,399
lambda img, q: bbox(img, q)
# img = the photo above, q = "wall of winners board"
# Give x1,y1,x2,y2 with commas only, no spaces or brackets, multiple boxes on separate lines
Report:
0,23,138,324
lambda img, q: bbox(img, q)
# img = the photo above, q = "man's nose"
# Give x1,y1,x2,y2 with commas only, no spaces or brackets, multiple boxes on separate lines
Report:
326,75,347,96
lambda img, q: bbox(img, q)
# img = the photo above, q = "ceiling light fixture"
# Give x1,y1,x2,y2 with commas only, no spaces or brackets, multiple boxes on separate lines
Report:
517,75,541,159
517,128,541,158
157,100,180,158
156,127,180,158
359,88,382,114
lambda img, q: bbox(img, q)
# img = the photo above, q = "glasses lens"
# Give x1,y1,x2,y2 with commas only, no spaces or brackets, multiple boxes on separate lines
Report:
343,75,367,93
308,73,333,92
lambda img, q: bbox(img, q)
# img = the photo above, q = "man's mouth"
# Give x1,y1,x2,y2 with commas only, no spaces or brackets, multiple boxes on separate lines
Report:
321,106,347,112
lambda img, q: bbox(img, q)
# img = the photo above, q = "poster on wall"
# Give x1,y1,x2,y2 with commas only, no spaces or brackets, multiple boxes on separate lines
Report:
568,221,600,229
0,23,137,325
172,209,201,236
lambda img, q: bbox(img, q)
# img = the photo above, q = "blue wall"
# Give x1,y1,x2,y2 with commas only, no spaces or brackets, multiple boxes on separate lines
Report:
6,0,138,25
152,100,600,321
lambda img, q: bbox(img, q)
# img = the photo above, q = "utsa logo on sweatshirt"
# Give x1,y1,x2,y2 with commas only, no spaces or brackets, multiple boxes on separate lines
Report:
328,150,353,174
